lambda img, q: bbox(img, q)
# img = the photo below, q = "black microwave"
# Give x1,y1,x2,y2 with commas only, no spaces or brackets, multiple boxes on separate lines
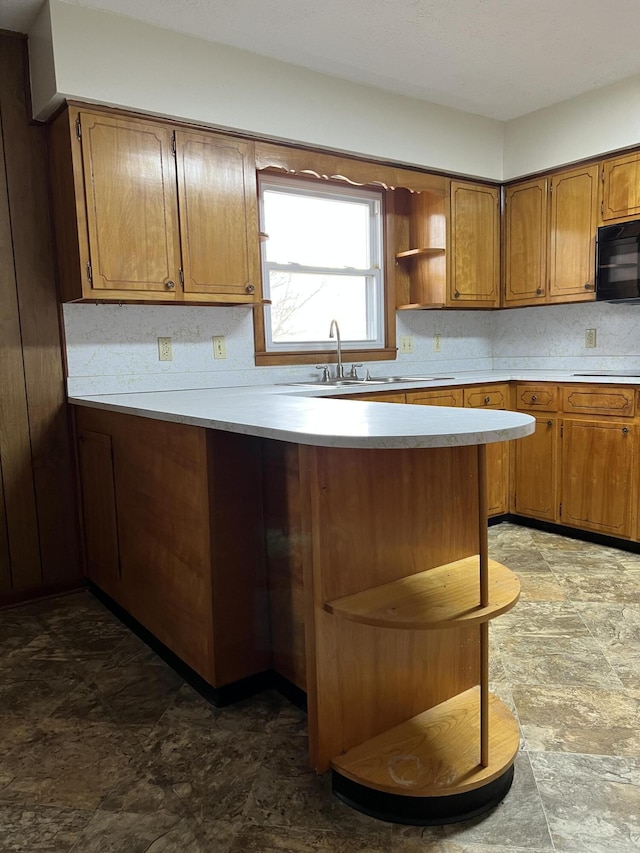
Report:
596,220,640,302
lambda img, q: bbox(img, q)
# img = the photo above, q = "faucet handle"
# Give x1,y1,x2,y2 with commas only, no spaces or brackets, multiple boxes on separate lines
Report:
348,363,363,379
315,364,330,383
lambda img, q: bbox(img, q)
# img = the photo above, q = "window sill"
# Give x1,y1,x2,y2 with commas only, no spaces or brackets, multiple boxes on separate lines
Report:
254,347,397,367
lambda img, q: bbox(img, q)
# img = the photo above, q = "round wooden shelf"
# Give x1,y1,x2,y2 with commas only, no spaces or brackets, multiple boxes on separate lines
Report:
325,557,520,629
331,686,519,797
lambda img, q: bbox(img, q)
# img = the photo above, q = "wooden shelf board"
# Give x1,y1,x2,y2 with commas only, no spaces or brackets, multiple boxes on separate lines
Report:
331,687,519,797
396,302,446,310
396,247,446,259
325,557,520,629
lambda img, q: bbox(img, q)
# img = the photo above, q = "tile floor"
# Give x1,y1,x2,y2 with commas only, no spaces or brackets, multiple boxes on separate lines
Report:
1,522,639,852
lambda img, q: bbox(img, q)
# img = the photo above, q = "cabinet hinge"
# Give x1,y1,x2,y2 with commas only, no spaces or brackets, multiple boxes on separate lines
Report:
559,502,562,517
75,118,82,141
179,268,184,285
171,133,176,157
560,423,563,437
86,260,93,283
601,200,604,215
601,166,605,182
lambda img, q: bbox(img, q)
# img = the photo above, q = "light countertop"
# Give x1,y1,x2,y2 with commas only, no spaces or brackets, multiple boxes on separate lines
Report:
67,374,534,449
69,369,640,450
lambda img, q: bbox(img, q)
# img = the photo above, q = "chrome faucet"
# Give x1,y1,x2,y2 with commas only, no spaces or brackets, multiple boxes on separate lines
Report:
328,319,343,378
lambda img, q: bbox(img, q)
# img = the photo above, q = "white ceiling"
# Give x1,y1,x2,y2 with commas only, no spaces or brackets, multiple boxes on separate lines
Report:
3,0,640,121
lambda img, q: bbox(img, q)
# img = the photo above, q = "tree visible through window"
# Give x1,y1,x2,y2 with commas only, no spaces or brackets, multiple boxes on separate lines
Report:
259,176,384,352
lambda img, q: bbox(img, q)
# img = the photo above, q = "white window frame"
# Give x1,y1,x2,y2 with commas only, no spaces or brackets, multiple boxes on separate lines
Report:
259,175,385,354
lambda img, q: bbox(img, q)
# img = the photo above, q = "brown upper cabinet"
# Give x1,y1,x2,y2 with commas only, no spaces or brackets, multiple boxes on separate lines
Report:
448,181,500,308
548,165,599,301
601,151,640,223
504,177,548,306
504,165,598,307
175,130,261,299
49,107,262,304
395,179,500,309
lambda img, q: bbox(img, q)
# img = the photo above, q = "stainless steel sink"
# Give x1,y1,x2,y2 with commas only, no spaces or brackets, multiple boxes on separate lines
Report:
280,379,368,388
281,376,455,389
364,376,454,383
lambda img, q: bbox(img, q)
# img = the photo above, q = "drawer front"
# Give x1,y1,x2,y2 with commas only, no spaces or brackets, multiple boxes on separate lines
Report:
464,384,509,410
516,385,558,412
407,388,463,407
562,386,635,417
345,392,407,404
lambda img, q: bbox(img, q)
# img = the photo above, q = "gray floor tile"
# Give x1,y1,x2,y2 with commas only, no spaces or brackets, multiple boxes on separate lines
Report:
1,523,639,850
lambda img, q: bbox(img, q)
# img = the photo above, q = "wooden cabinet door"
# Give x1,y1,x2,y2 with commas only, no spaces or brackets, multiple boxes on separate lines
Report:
561,419,635,538
548,165,598,302
346,392,406,403
448,182,500,307
464,386,510,516
504,178,548,305
77,429,121,598
79,112,181,296
486,441,509,516
407,388,463,407
601,152,640,222
176,130,261,300
513,416,559,521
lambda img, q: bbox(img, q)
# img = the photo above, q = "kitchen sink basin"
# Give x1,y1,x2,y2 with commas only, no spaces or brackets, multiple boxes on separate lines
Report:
364,376,454,383
281,376,455,389
280,379,368,388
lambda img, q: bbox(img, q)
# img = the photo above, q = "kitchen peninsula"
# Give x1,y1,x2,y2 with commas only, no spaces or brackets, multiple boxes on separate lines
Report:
71,386,533,823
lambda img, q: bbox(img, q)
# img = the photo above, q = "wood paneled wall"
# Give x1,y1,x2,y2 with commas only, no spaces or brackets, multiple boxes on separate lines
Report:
0,32,82,605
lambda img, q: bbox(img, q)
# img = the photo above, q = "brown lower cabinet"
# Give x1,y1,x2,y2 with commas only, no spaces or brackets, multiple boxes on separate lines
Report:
406,385,509,517
362,380,639,538
515,383,638,539
560,418,635,538
513,416,559,522
75,406,269,687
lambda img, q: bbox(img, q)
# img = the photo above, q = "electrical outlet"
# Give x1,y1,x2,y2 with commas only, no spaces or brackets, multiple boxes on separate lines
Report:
399,335,413,354
433,334,442,353
157,337,172,361
585,328,597,348
213,335,227,359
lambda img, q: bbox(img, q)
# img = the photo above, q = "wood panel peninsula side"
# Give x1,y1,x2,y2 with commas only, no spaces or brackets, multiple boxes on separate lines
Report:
70,389,534,825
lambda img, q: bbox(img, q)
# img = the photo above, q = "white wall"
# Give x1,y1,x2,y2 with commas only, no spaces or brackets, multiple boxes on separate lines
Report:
503,75,640,180
34,1,640,394
30,0,504,180
64,300,640,396
63,304,495,396
30,2,640,183
493,302,640,372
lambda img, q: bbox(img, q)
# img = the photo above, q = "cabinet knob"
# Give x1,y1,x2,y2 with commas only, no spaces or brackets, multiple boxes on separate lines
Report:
547,420,553,427
245,283,255,294
454,290,460,299
584,283,593,290
165,280,175,290
531,394,537,403
536,288,543,296
484,396,491,404
622,427,629,435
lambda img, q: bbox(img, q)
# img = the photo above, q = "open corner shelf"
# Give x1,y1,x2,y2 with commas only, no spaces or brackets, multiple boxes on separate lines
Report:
396,301,445,310
331,686,520,797
396,247,446,259
324,556,520,629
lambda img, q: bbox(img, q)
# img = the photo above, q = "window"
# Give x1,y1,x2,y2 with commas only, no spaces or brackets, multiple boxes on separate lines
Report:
258,176,386,358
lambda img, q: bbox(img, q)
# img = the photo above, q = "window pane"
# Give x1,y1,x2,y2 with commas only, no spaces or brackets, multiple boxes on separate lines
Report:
263,190,371,269
269,272,372,343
